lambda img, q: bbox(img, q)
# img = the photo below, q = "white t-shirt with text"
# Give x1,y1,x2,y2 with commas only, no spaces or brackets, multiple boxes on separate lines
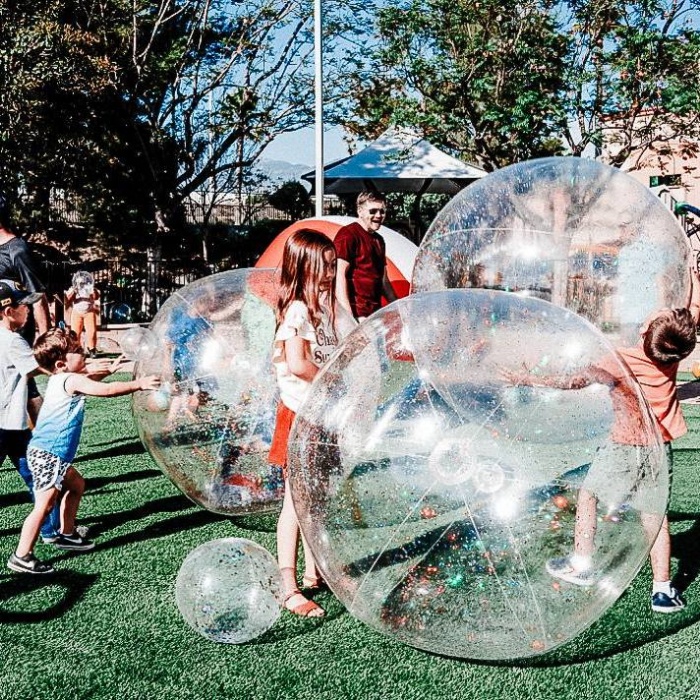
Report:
273,300,339,412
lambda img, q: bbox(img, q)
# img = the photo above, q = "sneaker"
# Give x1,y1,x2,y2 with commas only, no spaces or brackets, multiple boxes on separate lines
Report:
53,533,95,552
7,552,55,575
546,556,595,587
42,524,89,545
651,589,685,613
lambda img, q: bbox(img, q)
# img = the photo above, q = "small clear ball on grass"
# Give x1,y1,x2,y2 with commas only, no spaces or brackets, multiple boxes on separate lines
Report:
288,290,668,660
175,538,282,644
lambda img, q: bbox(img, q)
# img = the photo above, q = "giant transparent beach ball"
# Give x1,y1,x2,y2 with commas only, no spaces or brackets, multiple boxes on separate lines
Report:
288,290,668,660
412,157,690,344
132,268,283,515
175,538,282,644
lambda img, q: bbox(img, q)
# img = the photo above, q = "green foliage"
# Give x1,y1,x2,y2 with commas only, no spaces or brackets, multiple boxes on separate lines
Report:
343,0,700,170
0,0,358,253
268,181,312,221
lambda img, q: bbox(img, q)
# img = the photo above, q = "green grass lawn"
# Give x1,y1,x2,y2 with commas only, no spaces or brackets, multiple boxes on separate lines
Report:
1,377,700,700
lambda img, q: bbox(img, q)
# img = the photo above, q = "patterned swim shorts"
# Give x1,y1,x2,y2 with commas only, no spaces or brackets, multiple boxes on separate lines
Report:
27,447,72,492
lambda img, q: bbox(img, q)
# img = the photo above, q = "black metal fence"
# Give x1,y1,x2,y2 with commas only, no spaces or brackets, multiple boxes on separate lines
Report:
40,258,211,325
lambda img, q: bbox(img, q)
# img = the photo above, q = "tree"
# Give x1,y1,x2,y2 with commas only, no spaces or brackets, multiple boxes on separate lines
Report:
0,0,362,244
268,181,311,220
342,0,570,170
342,0,700,172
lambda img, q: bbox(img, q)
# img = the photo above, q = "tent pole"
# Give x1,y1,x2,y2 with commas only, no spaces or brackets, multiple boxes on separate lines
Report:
314,0,324,217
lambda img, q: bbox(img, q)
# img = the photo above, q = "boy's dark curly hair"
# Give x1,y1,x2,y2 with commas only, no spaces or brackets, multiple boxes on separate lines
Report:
643,308,697,365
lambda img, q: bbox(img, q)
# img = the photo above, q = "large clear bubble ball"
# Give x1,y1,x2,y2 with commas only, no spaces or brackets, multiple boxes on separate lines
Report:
412,157,691,344
175,537,282,644
133,268,283,515
288,290,668,660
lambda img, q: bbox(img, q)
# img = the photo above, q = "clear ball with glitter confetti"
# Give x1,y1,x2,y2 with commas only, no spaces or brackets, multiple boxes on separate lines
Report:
175,538,282,644
288,290,668,660
412,157,690,346
132,268,284,515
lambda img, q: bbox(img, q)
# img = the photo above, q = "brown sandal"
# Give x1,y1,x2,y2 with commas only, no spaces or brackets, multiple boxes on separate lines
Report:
283,589,325,618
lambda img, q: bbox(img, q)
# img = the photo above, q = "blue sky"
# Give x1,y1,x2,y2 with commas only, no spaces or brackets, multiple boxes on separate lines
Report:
261,126,356,165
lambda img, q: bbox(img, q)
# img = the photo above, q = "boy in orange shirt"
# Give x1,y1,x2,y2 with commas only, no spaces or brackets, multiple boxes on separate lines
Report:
507,307,696,613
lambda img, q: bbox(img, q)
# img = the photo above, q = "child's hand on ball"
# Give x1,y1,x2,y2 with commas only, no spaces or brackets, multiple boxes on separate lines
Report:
139,375,161,391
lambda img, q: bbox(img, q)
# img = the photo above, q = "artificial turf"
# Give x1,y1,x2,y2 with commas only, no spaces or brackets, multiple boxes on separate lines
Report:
1,376,699,700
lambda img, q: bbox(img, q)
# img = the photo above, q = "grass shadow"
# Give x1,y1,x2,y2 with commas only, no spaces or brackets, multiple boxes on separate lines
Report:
86,467,163,493
54,497,224,556
670,517,700,594
74,439,146,462
0,571,99,623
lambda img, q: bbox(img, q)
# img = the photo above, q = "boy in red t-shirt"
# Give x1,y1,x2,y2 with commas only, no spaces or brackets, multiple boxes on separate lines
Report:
335,191,397,320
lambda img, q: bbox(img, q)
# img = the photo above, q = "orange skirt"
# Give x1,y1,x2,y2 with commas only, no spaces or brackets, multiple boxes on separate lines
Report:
268,402,296,476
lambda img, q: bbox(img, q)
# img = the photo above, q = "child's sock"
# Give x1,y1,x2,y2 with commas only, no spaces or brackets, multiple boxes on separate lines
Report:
570,553,592,571
652,580,673,596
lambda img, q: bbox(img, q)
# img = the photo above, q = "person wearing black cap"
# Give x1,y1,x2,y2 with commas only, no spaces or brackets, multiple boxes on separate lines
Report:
0,279,61,553
0,192,50,341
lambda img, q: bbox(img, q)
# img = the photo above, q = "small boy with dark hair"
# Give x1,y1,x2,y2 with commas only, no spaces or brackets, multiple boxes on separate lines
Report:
539,308,696,613
8,328,159,574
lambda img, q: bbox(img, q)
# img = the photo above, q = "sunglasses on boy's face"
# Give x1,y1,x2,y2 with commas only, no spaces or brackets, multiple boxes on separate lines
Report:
368,208,386,216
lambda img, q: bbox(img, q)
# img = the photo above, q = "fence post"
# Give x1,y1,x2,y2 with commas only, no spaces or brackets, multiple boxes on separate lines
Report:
145,244,161,317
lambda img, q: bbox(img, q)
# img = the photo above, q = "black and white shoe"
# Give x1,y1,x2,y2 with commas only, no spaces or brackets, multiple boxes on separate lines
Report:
53,533,95,552
7,552,55,574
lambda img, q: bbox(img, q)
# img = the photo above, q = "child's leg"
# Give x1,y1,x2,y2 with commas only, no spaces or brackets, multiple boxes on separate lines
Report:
277,481,300,587
276,479,323,616
573,487,598,561
72,312,85,348
16,488,60,558
7,432,61,540
84,311,97,351
59,466,85,535
300,529,321,584
644,513,671,585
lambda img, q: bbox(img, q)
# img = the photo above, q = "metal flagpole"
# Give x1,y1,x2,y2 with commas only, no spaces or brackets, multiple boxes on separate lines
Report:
314,0,324,217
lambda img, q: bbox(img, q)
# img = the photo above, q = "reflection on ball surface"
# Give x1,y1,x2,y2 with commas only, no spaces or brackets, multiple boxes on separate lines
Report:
288,290,667,660
175,538,281,644
412,157,689,343
119,326,158,362
133,269,283,515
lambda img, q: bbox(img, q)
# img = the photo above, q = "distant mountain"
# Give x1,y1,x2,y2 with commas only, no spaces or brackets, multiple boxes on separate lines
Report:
256,158,312,189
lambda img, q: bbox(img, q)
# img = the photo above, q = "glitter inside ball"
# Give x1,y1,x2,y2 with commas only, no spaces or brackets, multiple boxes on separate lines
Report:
133,268,283,515
288,290,668,660
175,538,282,644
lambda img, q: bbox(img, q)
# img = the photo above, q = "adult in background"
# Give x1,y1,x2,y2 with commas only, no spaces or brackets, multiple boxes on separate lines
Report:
0,192,51,343
0,193,52,428
335,191,398,321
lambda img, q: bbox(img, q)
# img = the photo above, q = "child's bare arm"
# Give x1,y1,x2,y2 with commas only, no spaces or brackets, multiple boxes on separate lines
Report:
85,354,127,380
499,364,617,391
65,372,160,398
285,336,318,382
